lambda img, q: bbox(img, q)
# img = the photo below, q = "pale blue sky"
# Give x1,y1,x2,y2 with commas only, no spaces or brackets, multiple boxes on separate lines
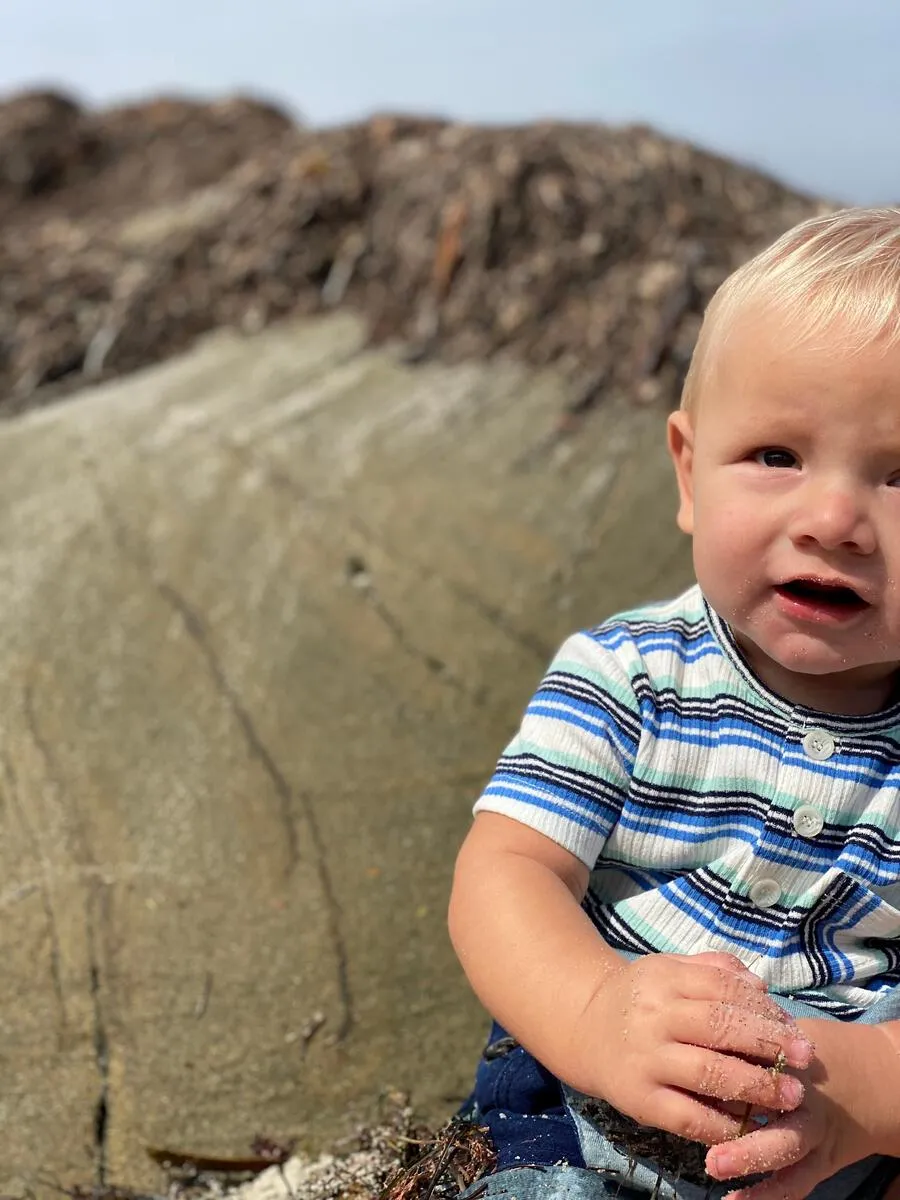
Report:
2,0,898,203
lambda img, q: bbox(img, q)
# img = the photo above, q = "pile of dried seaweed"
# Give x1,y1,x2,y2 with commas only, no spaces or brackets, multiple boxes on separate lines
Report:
0,88,826,416
65,1102,496,1200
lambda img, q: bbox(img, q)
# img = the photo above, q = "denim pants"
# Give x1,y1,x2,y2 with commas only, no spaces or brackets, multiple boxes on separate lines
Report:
459,986,900,1200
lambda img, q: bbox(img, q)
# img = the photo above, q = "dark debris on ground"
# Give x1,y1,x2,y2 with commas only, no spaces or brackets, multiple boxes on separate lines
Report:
64,1101,497,1200
0,87,827,418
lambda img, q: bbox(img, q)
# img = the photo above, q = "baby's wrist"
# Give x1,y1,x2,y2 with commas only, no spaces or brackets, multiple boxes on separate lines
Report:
869,1025,900,1156
799,1020,900,1157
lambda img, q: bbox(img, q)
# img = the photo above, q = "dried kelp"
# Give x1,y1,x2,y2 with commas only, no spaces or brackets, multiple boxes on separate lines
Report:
0,89,826,416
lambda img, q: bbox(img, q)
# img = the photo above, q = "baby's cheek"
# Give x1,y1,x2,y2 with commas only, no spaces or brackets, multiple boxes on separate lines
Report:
691,533,752,616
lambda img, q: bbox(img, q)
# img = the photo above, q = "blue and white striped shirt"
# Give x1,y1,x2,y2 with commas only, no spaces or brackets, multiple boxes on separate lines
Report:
474,585,900,1018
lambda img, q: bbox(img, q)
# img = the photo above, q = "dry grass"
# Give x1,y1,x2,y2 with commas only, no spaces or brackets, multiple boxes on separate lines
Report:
63,1100,496,1200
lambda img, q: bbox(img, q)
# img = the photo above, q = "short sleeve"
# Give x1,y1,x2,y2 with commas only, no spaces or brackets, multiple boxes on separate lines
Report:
473,629,643,868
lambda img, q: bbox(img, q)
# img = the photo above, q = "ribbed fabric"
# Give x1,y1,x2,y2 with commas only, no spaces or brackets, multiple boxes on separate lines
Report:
474,585,900,1018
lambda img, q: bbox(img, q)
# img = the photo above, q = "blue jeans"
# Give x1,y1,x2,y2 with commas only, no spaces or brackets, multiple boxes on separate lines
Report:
459,986,900,1200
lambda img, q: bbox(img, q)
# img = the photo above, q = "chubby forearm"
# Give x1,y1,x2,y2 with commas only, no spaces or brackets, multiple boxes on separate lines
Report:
450,813,806,1143
874,1020,900,1155
796,1016,900,1156
448,815,623,1081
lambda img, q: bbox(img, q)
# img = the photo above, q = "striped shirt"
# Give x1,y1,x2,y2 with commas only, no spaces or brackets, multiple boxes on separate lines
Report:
474,585,900,1019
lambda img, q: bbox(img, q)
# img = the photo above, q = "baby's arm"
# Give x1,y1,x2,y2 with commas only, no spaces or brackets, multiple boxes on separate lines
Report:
706,1016,900,1200
449,811,814,1146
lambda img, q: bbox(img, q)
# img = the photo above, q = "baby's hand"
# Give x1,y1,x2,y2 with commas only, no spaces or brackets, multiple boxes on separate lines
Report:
570,951,814,1146
705,1019,889,1200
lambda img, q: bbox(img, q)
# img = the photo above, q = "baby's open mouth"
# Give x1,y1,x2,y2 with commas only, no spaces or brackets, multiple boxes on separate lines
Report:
776,578,869,613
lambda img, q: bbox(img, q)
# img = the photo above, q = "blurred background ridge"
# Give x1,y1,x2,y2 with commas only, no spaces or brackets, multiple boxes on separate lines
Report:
0,88,822,417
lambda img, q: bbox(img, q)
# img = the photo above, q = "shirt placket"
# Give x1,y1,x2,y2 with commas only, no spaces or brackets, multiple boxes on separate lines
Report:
737,717,837,977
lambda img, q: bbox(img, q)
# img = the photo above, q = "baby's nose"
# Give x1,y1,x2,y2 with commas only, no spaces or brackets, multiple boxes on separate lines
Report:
793,485,876,554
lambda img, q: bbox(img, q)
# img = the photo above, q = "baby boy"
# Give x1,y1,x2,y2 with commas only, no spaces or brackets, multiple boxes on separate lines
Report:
450,207,900,1200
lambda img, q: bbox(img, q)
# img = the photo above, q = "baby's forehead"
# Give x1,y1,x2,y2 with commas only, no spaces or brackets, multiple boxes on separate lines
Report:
692,308,900,423
711,301,900,375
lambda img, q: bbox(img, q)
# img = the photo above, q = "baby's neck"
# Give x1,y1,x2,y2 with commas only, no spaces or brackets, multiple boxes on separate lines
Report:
732,632,900,716
777,674,897,716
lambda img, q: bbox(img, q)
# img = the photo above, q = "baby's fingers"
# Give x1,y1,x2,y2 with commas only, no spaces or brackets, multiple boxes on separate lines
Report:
672,999,813,1071
706,1110,820,1200
672,951,767,982
672,961,807,1037
638,1087,755,1147
666,1043,805,1113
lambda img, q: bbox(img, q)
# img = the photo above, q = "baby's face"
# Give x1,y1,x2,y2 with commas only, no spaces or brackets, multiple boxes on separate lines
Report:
668,310,900,714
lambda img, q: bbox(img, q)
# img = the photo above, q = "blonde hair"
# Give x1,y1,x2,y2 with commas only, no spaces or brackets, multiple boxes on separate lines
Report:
681,206,900,412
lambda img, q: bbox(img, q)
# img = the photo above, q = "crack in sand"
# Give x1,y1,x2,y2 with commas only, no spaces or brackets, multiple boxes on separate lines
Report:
153,578,302,870
5,700,68,1035
15,687,112,1183
77,448,355,1041
86,901,111,1186
152,586,354,1040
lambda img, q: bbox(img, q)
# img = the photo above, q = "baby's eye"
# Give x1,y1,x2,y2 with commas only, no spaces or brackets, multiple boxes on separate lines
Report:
754,448,798,469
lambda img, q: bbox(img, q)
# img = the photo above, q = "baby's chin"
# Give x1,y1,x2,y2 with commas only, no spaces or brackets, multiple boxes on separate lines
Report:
744,638,865,676
732,625,874,679
710,596,897,682
737,631,900,711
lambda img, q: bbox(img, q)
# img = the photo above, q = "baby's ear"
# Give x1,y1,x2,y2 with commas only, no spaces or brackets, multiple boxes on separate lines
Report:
667,410,695,535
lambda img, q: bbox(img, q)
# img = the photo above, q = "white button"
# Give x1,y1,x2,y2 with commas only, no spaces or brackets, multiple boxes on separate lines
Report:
802,729,835,760
793,805,825,838
749,878,782,908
